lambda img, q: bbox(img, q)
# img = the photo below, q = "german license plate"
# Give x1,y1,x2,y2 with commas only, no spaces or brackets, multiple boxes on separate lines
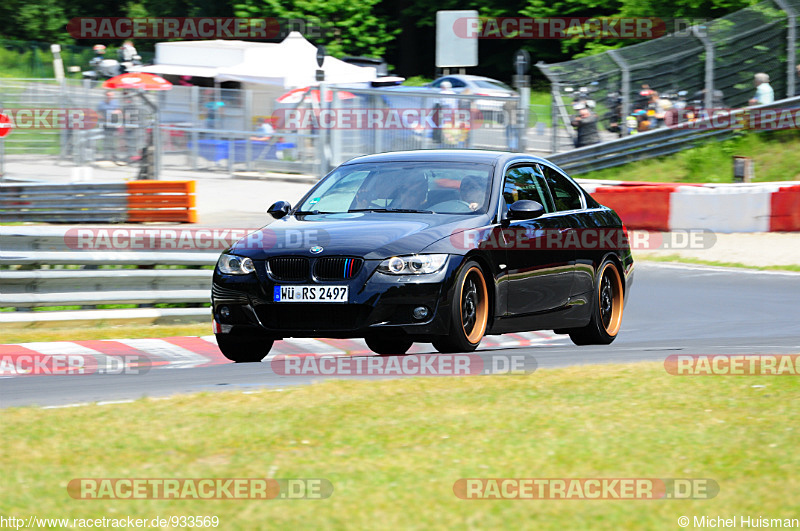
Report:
273,285,348,303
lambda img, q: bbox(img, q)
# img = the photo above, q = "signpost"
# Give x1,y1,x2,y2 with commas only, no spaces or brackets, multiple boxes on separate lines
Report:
513,50,531,153
436,10,479,74
316,45,330,175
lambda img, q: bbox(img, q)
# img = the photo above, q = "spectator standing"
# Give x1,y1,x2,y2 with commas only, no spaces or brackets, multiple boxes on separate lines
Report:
503,98,519,150
96,91,121,161
117,40,138,63
571,107,600,148
749,73,774,105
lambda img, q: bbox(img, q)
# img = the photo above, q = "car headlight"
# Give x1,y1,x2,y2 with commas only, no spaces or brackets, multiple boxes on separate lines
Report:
217,254,256,275
377,254,448,275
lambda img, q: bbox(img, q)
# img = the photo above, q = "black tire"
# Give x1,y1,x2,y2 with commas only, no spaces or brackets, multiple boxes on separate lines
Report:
216,333,274,362
569,260,624,346
432,260,489,353
365,334,413,356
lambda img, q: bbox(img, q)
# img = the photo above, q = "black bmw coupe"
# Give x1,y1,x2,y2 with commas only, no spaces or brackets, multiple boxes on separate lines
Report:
212,150,634,361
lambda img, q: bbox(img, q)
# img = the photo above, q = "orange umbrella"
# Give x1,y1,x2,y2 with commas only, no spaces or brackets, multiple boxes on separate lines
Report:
103,73,173,91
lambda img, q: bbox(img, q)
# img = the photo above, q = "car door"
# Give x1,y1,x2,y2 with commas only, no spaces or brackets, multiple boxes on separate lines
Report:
502,164,575,316
538,163,587,296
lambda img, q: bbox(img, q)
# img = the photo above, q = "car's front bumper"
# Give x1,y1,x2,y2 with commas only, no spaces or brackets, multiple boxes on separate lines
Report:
211,257,459,339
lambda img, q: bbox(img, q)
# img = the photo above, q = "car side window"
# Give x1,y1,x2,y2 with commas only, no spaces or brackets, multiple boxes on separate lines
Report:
503,166,554,214
450,78,467,88
539,164,583,211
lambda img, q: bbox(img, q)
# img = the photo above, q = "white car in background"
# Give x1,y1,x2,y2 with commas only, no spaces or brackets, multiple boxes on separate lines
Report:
428,75,518,115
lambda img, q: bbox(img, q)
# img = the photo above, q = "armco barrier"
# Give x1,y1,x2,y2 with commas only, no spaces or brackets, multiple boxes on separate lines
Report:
770,185,800,231
585,181,800,233
592,185,676,231
127,181,197,223
0,226,215,325
669,186,775,233
0,181,196,223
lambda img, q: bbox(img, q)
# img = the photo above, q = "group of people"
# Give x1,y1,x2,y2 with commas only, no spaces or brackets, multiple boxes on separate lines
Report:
88,41,141,79
569,72,776,148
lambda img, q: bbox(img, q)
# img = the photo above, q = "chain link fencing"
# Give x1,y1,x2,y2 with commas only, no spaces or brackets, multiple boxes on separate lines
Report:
0,78,523,180
538,0,800,151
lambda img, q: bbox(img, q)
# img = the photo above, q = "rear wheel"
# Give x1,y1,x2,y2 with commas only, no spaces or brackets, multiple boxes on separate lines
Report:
216,333,274,362
365,334,413,356
432,261,489,353
569,260,624,345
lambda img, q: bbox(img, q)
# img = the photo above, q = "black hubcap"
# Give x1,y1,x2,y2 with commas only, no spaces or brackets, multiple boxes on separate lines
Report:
462,277,478,334
600,273,614,328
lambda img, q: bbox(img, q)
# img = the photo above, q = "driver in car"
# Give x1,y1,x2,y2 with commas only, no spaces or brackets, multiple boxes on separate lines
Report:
460,175,487,211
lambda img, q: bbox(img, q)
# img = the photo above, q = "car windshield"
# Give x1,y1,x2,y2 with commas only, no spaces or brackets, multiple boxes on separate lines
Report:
473,80,513,91
297,162,494,215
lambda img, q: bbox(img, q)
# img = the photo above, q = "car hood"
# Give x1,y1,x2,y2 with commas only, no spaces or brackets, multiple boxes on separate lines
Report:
230,212,487,260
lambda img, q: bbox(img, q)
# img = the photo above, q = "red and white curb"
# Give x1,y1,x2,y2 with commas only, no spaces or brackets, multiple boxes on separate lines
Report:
577,180,800,232
0,331,566,378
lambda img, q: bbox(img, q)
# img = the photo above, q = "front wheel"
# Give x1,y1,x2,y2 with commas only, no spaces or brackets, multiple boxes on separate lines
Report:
216,333,274,362
432,261,489,353
569,260,624,345
365,334,413,356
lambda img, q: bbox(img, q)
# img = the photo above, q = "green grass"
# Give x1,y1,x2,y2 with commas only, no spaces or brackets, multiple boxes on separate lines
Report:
635,253,800,272
529,90,552,127
2,363,798,529
581,129,800,182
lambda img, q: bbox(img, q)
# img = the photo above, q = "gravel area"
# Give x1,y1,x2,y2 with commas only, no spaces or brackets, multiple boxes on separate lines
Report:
632,230,800,267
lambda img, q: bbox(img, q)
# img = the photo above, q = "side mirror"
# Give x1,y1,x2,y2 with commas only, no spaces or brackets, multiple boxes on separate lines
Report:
508,200,545,221
267,200,291,219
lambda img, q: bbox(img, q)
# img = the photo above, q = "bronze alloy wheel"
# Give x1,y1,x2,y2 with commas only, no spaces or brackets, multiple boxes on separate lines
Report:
597,261,624,337
568,259,625,346
460,266,489,344
433,261,490,353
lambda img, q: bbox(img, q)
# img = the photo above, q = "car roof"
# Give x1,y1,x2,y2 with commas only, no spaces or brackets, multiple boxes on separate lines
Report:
341,149,553,168
438,75,499,82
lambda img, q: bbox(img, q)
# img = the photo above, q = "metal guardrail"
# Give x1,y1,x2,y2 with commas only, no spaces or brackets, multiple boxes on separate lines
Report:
548,96,800,174
0,181,197,223
0,227,217,324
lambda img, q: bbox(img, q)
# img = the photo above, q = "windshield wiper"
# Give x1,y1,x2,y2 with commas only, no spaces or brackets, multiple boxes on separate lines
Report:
294,210,336,215
348,208,433,213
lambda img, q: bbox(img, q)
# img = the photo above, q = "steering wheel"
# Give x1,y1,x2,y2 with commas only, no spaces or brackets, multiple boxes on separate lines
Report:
428,199,473,213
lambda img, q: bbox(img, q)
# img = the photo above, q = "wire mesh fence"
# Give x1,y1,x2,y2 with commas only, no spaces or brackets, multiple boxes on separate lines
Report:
538,0,800,147
0,79,526,179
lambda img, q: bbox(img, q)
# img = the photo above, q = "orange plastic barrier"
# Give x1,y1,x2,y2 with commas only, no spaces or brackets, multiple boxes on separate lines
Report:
769,184,800,231
592,186,676,231
126,181,197,223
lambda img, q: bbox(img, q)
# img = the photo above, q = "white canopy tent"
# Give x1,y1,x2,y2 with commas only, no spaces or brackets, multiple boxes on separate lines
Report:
131,32,378,89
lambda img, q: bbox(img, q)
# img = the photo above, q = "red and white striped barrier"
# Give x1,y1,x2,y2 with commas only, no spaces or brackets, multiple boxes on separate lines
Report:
0,332,565,377
578,180,800,232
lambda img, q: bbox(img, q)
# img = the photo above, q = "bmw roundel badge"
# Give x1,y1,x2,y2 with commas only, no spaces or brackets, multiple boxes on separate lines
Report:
310,246,324,254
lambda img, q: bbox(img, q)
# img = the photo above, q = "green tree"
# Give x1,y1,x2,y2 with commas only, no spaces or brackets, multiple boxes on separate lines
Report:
234,0,397,57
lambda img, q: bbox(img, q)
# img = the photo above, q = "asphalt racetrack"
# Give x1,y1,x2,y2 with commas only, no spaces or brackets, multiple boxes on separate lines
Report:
2,262,798,408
